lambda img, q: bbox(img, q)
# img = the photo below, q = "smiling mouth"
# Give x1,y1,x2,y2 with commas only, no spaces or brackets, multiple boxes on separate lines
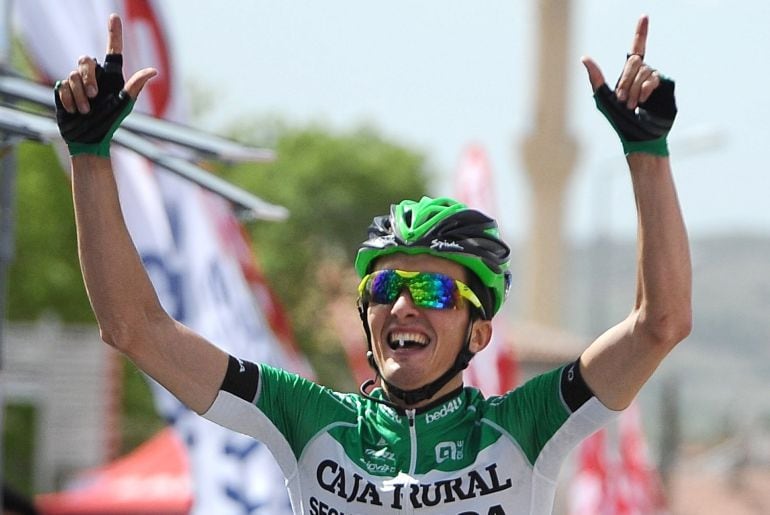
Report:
387,331,429,351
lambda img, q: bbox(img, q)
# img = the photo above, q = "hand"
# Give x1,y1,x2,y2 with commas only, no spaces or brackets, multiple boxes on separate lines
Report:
54,14,157,157
581,15,677,157
583,16,659,109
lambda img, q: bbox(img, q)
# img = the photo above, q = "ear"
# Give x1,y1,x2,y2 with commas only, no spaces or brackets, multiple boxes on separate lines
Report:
469,319,493,353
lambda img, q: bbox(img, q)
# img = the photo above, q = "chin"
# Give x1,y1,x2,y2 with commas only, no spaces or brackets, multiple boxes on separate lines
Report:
381,362,423,390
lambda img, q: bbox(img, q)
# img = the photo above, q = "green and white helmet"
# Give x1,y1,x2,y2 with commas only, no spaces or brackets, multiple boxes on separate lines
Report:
355,196,512,318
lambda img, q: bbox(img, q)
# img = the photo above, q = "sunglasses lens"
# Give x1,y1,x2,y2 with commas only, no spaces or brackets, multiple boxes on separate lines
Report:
364,270,458,309
367,269,403,304
408,272,457,309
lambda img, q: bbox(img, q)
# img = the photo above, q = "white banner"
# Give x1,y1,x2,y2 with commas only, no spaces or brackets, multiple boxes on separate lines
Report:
15,1,301,512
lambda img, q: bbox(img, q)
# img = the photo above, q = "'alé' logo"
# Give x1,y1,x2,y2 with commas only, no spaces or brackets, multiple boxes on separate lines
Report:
426,397,463,424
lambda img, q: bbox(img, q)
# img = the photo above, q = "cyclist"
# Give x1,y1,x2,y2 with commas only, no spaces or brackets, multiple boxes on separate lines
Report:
55,13,690,515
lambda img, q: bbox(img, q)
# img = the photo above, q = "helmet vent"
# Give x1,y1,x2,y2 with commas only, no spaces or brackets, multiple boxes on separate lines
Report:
403,209,413,227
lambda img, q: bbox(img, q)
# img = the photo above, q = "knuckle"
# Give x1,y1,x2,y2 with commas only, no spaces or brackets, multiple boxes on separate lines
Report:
67,70,81,81
77,55,93,65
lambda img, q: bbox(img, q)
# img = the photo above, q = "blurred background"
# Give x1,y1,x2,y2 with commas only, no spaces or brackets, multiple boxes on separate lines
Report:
2,0,769,513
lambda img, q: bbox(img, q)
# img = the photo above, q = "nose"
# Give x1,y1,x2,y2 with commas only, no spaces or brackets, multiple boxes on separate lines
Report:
389,288,420,319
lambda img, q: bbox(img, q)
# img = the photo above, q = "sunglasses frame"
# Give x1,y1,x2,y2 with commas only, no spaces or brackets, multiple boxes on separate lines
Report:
357,269,485,316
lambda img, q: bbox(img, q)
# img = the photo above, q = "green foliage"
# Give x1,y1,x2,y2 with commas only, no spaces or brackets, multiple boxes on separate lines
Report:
217,124,430,384
2,403,37,497
6,142,94,322
120,358,165,455
229,125,429,259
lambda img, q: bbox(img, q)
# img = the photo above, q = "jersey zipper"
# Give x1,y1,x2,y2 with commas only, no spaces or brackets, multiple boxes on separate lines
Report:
406,409,417,475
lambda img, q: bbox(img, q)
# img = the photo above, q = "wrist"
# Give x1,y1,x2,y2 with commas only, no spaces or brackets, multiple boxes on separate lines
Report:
622,136,669,157
625,151,669,169
71,153,112,167
68,141,112,158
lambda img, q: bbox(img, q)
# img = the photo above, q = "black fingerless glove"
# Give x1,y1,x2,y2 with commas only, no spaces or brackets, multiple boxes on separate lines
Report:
54,54,135,157
594,76,677,156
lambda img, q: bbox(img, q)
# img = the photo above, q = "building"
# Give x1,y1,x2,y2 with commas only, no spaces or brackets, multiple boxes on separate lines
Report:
3,318,117,492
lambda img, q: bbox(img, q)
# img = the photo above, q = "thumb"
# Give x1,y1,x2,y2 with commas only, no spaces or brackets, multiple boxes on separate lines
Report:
124,67,158,100
581,56,606,93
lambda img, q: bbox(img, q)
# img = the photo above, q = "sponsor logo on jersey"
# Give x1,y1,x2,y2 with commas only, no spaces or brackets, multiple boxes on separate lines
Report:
426,397,463,424
377,404,399,423
435,441,465,463
365,447,396,463
314,459,512,511
360,446,397,475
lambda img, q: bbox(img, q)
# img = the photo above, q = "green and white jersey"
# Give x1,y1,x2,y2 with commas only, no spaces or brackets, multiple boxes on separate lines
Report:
204,357,617,515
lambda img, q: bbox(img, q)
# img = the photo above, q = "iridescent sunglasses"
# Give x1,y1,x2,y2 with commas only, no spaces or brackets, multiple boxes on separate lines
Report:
357,269,484,316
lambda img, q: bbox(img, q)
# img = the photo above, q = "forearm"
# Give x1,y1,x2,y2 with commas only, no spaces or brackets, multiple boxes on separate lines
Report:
71,155,167,348
580,153,692,410
71,155,227,413
628,153,692,343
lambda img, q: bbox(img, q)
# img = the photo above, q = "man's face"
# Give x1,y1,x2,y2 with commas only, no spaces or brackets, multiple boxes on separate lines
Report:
366,253,491,402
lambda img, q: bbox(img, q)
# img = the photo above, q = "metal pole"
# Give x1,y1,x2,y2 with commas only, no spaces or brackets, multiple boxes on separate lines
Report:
0,136,16,491
0,0,15,501
0,149,10,509
0,142,15,368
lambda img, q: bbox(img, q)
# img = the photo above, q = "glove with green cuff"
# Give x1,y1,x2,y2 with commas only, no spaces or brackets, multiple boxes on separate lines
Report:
594,75,677,157
54,54,135,157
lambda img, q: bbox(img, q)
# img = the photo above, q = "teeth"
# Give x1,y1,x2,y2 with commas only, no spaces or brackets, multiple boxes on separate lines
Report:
388,332,428,349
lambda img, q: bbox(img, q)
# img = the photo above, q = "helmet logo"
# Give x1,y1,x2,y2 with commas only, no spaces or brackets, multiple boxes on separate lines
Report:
430,239,464,251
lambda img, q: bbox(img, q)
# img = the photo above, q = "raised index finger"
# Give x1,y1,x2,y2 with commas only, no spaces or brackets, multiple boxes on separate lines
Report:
106,13,123,54
630,15,649,57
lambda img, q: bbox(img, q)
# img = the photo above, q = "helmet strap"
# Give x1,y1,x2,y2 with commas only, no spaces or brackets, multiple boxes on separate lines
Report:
358,301,477,407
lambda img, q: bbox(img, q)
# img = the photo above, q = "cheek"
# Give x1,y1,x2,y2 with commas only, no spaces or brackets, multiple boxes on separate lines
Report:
366,306,387,334
432,308,469,331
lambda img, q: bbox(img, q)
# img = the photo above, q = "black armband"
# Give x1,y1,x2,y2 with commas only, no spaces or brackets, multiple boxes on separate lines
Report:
560,359,595,412
220,355,260,403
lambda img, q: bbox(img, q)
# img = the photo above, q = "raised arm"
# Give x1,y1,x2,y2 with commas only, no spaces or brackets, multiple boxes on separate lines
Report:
57,14,228,414
578,15,692,410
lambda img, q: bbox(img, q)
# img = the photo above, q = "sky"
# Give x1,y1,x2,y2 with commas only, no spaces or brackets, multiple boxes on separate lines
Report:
159,0,770,245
